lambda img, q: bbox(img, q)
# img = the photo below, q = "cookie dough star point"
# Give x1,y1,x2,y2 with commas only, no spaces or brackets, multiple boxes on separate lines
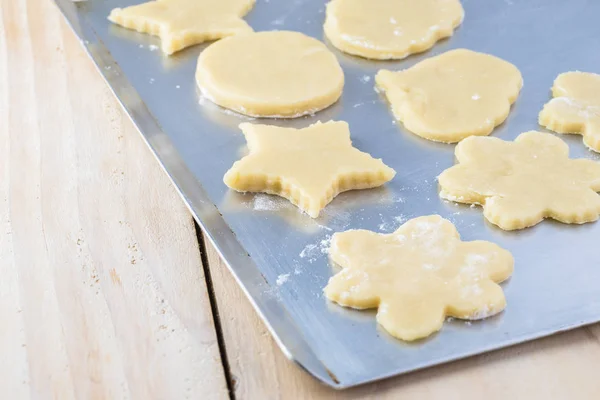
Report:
224,121,396,218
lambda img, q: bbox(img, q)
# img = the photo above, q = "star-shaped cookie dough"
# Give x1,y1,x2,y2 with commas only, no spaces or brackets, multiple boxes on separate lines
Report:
223,121,396,218
438,131,600,230
375,49,523,143
539,71,600,152
325,215,514,341
108,0,255,55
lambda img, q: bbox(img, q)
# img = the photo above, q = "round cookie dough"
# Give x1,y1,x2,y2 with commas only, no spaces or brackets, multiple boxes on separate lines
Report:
323,0,464,60
196,31,345,118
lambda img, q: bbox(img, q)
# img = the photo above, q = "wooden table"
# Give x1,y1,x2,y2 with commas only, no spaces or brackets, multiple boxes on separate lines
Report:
2,1,600,398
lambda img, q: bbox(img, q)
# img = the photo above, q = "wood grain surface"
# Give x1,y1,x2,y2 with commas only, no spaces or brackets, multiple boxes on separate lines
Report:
0,0,226,398
3,0,600,399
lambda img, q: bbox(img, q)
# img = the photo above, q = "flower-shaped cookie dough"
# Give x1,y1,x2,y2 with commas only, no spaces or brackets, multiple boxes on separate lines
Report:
438,131,600,230
324,0,464,60
325,215,514,341
224,121,395,218
539,71,600,152
376,49,523,143
108,0,255,55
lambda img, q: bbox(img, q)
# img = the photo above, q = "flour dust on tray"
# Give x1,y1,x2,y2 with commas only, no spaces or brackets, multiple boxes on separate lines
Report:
325,215,514,341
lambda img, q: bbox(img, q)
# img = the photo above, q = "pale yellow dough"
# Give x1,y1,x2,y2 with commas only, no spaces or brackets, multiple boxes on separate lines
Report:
438,131,600,230
108,0,255,55
196,31,344,118
325,215,513,341
324,0,464,60
539,71,600,153
223,121,395,217
376,49,523,143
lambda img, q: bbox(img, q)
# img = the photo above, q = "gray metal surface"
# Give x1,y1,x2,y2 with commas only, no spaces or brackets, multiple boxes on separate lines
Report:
54,0,600,389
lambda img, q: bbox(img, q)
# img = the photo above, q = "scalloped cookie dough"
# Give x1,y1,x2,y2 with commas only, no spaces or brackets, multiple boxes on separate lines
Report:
376,49,523,143
196,31,344,118
325,215,514,341
108,0,255,55
438,131,600,230
324,0,464,60
539,71,600,152
223,121,395,217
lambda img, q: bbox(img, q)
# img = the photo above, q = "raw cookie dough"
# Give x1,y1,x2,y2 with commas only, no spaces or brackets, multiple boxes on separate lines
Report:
108,0,255,55
539,71,600,152
223,121,395,217
438,131,600,230
376,49,523,143
196,31,344,118
324,0,464,60
325,215,514,341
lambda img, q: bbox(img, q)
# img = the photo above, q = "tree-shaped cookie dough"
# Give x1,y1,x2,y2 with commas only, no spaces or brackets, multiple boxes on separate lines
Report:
108,0,255,55
324,0,464,60
224,121,396,218
438,131,600,230
539,71,600,153
376,49,523,143
325,215,514,341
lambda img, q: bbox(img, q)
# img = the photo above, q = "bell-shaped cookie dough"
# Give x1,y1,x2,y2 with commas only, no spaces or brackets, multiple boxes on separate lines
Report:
196,31,344,118
325,215,514,341
108,0,255,55
376,49,522,143
324,0,464,60
223,121,395,217
438,131,600,230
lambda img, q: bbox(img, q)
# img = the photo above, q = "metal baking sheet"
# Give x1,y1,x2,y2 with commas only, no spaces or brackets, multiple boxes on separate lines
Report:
55,0,600,389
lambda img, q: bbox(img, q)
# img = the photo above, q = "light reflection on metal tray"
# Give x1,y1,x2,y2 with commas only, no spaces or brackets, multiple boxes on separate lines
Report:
54,0,600,389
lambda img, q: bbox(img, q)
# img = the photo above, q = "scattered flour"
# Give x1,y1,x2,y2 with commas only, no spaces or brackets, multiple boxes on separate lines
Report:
148,44,159,51
359,75,371,84
276,273,290,286
299,235,332,263
253,194,285,211
378,214,408,232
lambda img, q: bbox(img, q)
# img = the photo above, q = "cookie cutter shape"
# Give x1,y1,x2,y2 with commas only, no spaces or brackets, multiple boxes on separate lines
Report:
108,0,255,55
438,131,600,230
196,31,344,118
325,215,514,341
376,49,522,143
223,121,395,218
539,71,600,153
324,0,464,60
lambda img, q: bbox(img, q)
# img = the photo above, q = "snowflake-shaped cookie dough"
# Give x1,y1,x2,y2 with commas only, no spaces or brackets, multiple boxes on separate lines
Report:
108,0,255,55
539,71,600,153
438,131,600,230
224,121,396,218
325,215,514,341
